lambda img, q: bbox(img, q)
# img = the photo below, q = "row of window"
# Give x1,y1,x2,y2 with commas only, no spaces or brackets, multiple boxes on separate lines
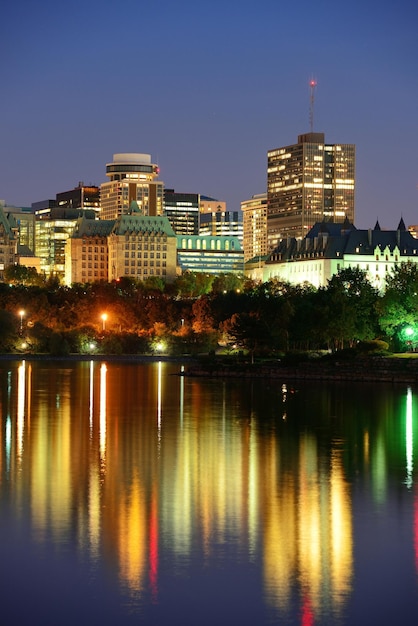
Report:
124,260,166,267
180,239,237,251
124,252,166,259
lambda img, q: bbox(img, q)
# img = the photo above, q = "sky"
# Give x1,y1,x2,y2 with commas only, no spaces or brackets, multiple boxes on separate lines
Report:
1,0,417,229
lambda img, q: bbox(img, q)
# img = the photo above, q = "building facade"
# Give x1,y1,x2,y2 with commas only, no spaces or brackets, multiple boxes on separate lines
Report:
0,204,17,280
65,203,177,285
35,208,96,281
199,210,242,243
163,189,200,235
241,193,268,262
260,219,418,291
177,235,244,274
100,153,164,220
56,183,100,215
65,217,113,285
267,132,355,248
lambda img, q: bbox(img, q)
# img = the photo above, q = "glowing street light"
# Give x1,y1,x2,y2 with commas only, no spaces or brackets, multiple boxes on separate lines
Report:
101,313,108,331
19,309,25,332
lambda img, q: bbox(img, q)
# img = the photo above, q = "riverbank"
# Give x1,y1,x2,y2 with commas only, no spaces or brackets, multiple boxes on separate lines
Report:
182,355,418,384
3,352,418,384
0,353,198,364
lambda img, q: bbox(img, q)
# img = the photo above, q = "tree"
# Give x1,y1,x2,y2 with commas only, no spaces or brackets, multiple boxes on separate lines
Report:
323,267,379,349
378,262,418,348
4,265,44,286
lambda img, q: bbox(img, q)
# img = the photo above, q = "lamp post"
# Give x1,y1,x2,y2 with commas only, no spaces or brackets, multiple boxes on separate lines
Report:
101,313,108,332
19,309,25,333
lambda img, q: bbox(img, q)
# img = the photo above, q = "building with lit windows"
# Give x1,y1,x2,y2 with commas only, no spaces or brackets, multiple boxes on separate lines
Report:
0,203,17,280
100,153,164,220
177,235,244,274
267,132,355,249
259,218,418,291
56,183,100,215
199,209,242,243
163,189,200,235
199,196,226,214
35,207,97,281
64,216,113,284
64,202,177,285
241,193,268,262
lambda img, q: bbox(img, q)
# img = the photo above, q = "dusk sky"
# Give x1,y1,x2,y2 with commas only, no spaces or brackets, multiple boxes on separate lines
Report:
1,0,417,229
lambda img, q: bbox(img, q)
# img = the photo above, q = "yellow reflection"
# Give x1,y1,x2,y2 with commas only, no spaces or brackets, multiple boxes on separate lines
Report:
17,360,26,462
406,387,413,489
117,475,146,594
99,363,107,464
329,450,353,614
89,360,94,434
157,361,162,447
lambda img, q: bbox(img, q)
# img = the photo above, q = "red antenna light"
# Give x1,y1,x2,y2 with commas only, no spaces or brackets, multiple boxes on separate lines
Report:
309,77,317,133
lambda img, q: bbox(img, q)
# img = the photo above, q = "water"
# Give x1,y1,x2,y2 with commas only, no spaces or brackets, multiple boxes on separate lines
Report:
0,359,418,625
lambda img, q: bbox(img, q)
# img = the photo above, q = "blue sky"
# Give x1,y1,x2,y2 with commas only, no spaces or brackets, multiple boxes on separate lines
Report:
1,0,417,228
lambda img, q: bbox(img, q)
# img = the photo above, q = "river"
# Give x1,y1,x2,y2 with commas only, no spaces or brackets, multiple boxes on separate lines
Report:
0,359,417,625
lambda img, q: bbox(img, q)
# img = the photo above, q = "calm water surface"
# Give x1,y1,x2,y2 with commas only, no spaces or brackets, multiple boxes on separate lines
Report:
0,360,418,625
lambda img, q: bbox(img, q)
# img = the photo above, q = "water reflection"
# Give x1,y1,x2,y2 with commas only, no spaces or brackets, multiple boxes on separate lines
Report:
0,361,417,624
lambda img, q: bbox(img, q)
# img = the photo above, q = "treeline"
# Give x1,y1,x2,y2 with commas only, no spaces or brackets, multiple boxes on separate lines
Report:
1,262,418,357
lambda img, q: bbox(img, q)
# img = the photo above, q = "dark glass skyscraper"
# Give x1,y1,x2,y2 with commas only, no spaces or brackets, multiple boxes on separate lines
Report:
267,132,355,248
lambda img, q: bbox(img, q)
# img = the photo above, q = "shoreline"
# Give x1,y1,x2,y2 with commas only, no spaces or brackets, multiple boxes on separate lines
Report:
2,353,418,384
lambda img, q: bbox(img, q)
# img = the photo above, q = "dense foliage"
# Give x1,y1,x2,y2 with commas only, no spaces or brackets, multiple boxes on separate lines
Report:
0,264,416,356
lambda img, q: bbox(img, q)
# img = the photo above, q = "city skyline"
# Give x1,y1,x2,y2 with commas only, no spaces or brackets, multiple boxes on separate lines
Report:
1,0,417,230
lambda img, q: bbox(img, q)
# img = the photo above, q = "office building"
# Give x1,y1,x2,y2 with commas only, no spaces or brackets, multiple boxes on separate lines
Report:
56,183,100,215
267,132,355,248
100,153,164,220
199,209,242,242
35,207,96,281
164,189,200,235
0,203,17,280
241,193,268,262
177,235,244,274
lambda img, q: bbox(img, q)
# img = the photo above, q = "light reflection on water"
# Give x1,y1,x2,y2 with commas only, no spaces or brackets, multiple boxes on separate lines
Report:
0,360,418,625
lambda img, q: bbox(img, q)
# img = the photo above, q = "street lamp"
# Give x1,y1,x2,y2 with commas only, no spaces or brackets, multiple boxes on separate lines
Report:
101,313,108,332
19,309,25,332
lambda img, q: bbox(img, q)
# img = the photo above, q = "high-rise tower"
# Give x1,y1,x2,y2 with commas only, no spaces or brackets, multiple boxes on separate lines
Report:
267,133,355,248
100,153,164,220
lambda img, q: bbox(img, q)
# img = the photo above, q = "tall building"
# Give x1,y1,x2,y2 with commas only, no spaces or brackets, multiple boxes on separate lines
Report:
100,153,164,220
199,209,242,242
56,183,100,215
35,207,96,281
267,132,355,248
241,193,268,262
0,203,17,280
163,189,200,235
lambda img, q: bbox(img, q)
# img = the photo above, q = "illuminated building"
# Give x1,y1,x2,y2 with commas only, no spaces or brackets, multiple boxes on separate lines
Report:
241,193,268,262
56,182,100,216
0,203,17,280
199,195,226,214
163,189,200,235
2,205,35,253
177,235,244,274
261,218,418,291
65,216,113,284
267,132,355,248
64,202,177,285
199,209,242,243
100,153,164,220
35,207,96,281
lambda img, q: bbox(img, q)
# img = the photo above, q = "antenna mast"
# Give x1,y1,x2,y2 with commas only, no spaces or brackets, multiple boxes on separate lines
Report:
309,78,317,133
